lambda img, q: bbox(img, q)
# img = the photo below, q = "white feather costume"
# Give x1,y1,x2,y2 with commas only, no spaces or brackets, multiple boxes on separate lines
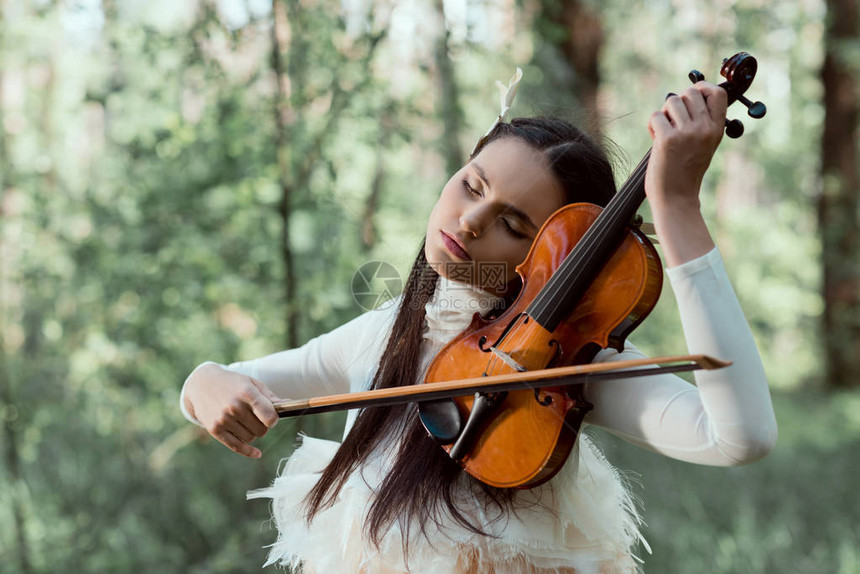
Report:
182,248,777,572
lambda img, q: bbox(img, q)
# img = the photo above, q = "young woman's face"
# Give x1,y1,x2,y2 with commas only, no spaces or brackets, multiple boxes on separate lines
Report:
424,137,566,296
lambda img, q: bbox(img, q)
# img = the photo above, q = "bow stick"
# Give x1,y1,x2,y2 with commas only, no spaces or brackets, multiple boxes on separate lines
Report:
274,354,730,418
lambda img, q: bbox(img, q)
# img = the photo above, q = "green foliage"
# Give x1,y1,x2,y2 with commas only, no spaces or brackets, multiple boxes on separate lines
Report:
0,0,852,572
598,389,860,573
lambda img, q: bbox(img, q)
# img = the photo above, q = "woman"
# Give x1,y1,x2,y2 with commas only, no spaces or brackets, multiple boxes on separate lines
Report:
181,74,777,573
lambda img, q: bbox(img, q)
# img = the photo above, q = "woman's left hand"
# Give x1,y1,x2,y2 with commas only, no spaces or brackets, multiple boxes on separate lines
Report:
645,82,727,267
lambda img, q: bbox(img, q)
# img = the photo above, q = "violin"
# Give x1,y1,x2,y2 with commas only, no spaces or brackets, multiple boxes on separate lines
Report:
275,53,766,489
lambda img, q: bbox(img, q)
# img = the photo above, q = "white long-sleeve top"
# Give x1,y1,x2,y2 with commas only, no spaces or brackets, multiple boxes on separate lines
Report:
181,246,777,572
181,247,777,467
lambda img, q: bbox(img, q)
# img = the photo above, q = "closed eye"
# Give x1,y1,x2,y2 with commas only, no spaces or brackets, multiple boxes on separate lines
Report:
462,178,480,197
501,218,528,239
461,178,529,239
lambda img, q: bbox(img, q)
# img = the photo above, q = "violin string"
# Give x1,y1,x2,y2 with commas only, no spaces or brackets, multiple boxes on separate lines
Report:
486,349,500,376
485,316,537,380
488,315,524,377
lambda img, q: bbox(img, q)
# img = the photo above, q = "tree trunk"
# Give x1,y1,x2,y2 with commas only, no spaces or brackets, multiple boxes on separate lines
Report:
270,1,385,346
536,0,603,134
0,3,34,571
362,104,394,250
820,0,859,388
271,0,300,349
433,0,464,172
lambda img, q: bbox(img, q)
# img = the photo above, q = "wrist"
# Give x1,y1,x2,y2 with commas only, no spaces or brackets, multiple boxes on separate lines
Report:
182,392,198,423
182,361,224,426
647,190,702,216
649,204,715,268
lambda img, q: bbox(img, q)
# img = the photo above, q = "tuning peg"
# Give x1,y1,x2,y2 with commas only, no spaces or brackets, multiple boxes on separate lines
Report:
725,119,744,138
688,70,705,83
736,94,767,119
684,69,751,137
688,69,766,119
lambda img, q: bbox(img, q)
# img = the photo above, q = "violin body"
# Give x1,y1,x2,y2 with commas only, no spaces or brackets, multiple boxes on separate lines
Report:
423,203,662,488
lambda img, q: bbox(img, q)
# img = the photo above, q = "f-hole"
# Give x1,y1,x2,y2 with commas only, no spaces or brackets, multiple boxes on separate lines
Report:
478,313,529,352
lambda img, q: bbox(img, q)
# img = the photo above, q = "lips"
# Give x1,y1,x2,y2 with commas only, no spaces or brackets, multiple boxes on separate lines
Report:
440,230,471,260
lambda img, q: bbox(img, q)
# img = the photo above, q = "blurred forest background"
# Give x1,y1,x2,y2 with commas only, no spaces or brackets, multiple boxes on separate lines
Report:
1,0,859,572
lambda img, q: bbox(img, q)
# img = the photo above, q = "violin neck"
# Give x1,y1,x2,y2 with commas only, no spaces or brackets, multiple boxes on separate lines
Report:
526,149,652,331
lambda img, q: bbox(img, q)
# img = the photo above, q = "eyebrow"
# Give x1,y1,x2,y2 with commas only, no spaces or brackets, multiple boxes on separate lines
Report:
472,162,538,231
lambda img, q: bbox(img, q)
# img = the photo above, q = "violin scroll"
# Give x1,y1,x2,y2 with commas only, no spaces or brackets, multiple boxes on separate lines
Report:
688,52,767,139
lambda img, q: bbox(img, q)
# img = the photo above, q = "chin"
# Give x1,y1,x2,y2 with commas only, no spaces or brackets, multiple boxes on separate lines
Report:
423,243,445,275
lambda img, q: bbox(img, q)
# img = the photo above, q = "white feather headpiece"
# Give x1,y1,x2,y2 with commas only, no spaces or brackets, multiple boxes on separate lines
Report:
469,67,524,156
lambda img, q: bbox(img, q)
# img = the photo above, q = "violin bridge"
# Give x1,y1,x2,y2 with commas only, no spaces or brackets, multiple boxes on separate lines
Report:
489,346,527,372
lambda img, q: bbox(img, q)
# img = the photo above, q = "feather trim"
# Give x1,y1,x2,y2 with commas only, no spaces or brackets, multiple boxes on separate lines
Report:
246,432,648,573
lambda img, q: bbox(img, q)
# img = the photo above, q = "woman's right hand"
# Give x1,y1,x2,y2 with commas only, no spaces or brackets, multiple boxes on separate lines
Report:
184,363,281,458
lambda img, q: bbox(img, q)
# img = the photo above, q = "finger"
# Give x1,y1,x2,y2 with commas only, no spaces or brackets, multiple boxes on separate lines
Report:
238,404,270,437
215,428,262,458
248,379,280,429
222,393,268,437
680,87,708,124
662,95,691,127
691,82,728,124
648,110,672,140
226,417,259,443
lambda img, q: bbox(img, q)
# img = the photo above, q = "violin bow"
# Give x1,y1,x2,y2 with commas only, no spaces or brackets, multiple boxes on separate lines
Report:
274,354,730,418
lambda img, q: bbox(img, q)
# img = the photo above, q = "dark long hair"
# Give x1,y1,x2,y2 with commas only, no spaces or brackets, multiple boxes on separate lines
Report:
303,117,617,549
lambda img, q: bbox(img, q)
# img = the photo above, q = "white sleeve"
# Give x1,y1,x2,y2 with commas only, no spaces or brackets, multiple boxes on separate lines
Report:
179,302,397,426
583,247,778,466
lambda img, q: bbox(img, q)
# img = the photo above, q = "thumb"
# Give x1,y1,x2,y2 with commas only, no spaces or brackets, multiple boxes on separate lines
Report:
247,378,281,429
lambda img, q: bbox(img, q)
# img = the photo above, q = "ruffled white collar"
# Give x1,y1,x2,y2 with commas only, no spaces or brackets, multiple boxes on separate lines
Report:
423,274,505,338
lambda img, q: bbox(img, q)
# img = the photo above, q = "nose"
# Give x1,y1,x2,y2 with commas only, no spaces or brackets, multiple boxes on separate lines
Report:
459,206,485,237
